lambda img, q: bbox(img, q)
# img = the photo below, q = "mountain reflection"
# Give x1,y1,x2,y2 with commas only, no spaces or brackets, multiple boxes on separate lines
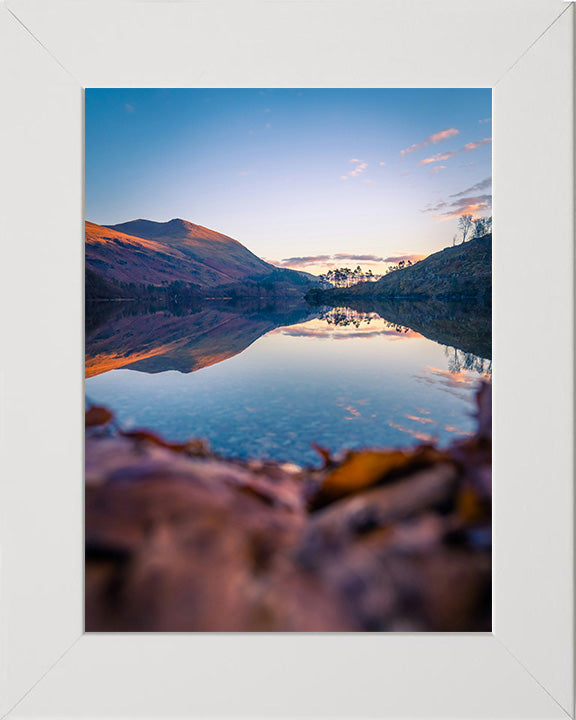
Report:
85,300,316,378
85,298,491,378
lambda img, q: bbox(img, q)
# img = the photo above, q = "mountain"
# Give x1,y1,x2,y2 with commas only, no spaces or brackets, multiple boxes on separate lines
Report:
86,218,317,298
86,221,198,286
106,218,273,283
308,234,491,304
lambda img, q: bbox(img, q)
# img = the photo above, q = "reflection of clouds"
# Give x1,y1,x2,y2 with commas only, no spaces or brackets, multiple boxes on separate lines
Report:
414,365,489,403
343,405,361,420
275,310,423,341
424,366,478,386
279,326,421,340
392,406,475,441
425,365,491,386
387,420,437,443
444,425,473,436
405,413,436,426
399,410,473,440
414,375,470,402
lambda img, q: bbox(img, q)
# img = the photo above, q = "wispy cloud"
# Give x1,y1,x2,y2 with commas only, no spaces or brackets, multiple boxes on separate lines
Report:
428,128,461,144
349,162,368,178
272,254,332,268
420,151,457,165
422,177,492,220
270,251,425,271
400,127,459,156
421,200,447,214
341,159,368,180
462,138,491,151
450,177,491,198
125,103,135,113
420,138,491,166
439,195,492,220
422,195,492,220
478,117,491,124
430,165,447,174
384,253,426,264
333,253,386,262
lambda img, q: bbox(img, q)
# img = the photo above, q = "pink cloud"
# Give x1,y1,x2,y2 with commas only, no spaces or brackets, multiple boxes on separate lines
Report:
349,162,368,177
400,143,420,156
400,127,460,156
420,138,492,165
422,180,492,221
420,151,457,165
436,197,492,221
462,137,492,151
428,128,460,144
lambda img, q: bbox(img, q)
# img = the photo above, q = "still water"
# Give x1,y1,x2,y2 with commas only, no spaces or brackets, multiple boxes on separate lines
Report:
85,303,491,466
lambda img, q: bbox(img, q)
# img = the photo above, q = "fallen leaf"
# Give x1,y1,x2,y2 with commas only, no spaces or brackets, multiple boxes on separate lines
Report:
85,406,114,427
311,449,412,507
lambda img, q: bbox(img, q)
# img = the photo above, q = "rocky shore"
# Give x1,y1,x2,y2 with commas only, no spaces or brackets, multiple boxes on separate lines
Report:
85,384,491,632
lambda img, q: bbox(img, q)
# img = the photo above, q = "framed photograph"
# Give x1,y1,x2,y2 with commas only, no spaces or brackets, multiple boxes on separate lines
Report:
1,0,573,717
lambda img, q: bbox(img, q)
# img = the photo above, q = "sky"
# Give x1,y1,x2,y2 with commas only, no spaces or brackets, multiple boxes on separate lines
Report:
85,88,491,276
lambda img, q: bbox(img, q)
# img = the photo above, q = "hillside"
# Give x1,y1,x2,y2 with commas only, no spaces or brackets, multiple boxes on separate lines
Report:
309,234,491,304
86,218,317,299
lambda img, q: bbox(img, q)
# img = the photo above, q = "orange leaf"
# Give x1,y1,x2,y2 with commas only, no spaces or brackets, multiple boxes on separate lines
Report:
319,450,410,501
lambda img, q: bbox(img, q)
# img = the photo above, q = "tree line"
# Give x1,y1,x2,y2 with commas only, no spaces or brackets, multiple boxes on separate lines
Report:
318,265,379,288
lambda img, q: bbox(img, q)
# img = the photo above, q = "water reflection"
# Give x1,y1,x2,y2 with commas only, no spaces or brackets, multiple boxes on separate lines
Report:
86,300,316,378
444,346,492,375
85,299,491,464
319,306,413,335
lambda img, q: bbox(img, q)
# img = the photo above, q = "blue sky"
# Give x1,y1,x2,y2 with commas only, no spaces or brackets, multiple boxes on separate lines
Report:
85,88,491,274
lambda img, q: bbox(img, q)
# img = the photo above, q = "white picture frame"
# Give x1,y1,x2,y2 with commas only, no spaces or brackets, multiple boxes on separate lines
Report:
0,0,573,717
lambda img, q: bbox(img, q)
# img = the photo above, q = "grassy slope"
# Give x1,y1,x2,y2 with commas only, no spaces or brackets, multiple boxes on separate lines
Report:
87,219,316,298
312,234,491,303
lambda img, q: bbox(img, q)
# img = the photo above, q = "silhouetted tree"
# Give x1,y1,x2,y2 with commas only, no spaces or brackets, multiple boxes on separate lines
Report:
457,215,474,244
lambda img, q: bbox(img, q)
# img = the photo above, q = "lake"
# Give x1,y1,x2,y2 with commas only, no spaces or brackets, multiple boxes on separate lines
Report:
85,300,491,466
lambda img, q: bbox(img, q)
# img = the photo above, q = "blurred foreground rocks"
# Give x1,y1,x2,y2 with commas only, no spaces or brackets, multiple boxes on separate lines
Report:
86,384,491,632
